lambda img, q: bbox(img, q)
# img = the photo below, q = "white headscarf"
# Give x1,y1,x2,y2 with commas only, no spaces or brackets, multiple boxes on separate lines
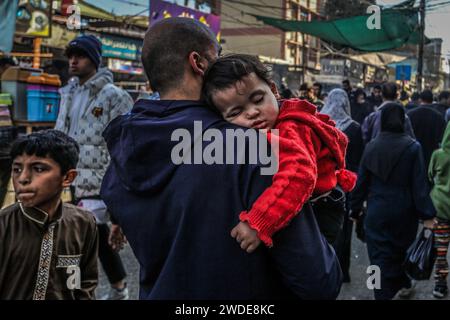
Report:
321,88,354,131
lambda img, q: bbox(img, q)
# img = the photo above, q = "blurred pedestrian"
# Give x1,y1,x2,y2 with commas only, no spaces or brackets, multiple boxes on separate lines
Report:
362,82,415,144
434,91,450,117
321,88,364,282
405,92,420,111
368,85,382,110
407,90,446,169
351,88,373,125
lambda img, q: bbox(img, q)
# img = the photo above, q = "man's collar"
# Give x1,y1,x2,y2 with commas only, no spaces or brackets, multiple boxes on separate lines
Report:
19,201,63,226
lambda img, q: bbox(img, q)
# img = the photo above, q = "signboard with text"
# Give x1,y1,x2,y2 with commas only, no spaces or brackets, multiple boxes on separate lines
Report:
149,0,221,39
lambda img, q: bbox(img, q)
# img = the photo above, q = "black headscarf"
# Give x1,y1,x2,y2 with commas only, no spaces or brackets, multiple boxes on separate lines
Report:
362,103,415,182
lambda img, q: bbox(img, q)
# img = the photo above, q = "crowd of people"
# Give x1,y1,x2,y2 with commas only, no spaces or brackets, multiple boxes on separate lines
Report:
1,17,450,301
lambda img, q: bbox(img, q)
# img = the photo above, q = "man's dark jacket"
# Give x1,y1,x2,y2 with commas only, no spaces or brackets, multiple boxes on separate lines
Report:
101,99,342,300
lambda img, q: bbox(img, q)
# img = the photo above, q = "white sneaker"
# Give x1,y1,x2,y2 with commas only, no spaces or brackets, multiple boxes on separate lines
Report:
101,284,129,300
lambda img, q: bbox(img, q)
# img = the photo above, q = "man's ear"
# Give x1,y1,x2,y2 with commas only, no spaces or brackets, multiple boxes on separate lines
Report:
62,169,77,188
270,81,281,100
188,51,209,77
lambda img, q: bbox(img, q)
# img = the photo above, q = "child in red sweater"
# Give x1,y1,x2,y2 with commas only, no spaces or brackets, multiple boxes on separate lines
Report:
203,54,357,252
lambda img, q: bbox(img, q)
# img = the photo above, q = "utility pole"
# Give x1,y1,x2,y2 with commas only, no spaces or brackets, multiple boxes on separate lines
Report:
416,0,426,91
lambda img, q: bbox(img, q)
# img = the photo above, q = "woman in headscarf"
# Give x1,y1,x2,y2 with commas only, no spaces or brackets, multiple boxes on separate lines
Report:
321,88,364,282
350,103,436,300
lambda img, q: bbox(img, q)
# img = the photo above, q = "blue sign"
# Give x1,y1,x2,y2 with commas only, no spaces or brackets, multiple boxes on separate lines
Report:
396,65,412,81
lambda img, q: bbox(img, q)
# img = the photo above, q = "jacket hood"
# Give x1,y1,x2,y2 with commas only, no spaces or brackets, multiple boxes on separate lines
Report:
278,99,348,169
60,68,113,95
443,122,450,152
103,99,223,193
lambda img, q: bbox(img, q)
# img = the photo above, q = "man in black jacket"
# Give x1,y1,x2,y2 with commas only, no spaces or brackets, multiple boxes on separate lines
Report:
100,17,342,300
408,90,446,169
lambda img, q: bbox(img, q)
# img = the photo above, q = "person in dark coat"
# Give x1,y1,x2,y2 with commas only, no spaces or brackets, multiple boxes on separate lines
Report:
367,85,383,110
351,103,436,300
407,90,446,169
351,88,374,125
434,91,450,117
362,82,415,144
100,17,342,300
321,88,364,282
405,92,420,111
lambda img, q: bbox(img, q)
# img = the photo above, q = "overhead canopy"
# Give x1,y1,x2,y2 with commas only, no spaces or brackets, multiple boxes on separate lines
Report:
251,9,426,52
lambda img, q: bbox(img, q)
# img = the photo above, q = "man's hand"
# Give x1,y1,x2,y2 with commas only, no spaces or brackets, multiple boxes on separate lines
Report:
424,218,438,230
108,224,127,251
230,221,261,253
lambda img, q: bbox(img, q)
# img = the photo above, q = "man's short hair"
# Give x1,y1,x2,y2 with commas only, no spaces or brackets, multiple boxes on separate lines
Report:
10,130,79,175
420,90,434,104
381,82,398,100
373,85,382,91
342,79,350,85
141,17,219,96
202,54,271,107
438,91,450,101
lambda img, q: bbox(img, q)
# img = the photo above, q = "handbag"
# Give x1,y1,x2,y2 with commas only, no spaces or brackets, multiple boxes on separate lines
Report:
403,228,437,280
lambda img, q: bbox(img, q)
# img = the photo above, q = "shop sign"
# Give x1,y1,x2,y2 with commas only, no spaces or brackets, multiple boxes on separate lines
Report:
150,0,221,40
99,35,142,61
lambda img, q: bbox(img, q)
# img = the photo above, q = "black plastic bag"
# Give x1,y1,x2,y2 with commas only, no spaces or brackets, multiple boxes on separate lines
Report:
403,228,436,280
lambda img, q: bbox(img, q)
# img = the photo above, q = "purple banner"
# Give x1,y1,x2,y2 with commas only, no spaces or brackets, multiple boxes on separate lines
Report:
149,0,221,38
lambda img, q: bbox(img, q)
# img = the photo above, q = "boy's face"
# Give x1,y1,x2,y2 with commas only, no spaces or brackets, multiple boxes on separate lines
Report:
211,72,279,130
68,53,96,78
12,154,76,210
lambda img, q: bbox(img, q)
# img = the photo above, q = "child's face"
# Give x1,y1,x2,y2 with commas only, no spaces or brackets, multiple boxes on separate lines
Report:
211,72,279,130
12,154,76,210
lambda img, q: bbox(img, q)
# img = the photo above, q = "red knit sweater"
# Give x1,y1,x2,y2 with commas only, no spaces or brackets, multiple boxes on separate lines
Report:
239,99,357,247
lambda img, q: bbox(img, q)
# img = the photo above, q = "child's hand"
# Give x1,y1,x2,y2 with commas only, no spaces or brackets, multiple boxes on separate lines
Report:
108,224,127,251
230,221,261,253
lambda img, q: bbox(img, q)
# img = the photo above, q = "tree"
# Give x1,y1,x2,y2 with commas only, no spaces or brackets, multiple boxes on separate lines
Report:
325,0,377,20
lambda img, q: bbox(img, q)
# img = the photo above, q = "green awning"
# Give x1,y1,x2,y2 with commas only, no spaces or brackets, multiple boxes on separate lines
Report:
252,9,425,52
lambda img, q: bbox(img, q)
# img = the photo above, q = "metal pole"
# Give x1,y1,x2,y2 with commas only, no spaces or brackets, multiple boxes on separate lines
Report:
416,0,425,91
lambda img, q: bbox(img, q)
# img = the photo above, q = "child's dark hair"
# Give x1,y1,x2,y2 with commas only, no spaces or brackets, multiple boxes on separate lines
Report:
10,130,80,174
202,54,272,108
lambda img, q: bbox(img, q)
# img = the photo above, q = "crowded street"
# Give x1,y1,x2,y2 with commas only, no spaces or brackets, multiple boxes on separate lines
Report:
2,0,450,307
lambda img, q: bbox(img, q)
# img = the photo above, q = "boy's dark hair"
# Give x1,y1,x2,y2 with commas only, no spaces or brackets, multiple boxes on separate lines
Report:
373,85,382,91
202,54,272,108
142,17,219,96
342,79,350,85
381,82,398,100
10,130,80,175
420,90,433,104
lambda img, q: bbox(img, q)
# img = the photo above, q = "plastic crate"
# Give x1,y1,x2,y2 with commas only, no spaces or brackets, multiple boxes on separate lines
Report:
27,90,60,121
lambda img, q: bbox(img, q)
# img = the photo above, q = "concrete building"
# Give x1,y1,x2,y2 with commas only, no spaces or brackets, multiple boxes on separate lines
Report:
218,0,325,90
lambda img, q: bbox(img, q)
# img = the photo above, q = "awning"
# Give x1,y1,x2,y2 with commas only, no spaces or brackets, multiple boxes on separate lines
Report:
251,9,426,52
